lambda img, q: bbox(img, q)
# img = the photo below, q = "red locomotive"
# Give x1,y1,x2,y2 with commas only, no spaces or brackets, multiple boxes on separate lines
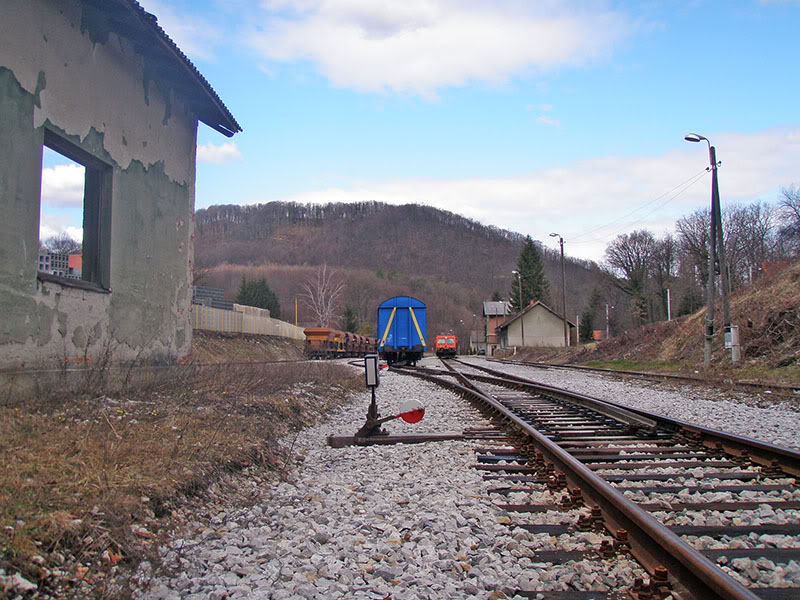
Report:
434,335,457,358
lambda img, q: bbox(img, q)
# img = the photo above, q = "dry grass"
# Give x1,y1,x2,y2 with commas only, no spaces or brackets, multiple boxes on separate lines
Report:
0,355,360,597
187,330,306,363
516,259,800,385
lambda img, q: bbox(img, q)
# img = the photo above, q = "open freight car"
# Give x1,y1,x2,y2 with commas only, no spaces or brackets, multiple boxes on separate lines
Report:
303,327,343,359
304,327,377,359
377,296,426,366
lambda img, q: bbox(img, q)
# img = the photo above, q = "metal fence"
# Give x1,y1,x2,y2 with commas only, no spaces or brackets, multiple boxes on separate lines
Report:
193,304,305,340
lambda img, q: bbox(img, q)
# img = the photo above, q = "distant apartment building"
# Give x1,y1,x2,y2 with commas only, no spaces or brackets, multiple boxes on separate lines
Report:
38,250,82,279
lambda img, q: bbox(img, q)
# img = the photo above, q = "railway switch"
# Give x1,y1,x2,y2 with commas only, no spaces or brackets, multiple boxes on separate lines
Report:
355,355,425,439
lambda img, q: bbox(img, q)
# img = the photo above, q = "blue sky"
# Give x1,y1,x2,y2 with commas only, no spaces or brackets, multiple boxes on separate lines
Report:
41,0,800,261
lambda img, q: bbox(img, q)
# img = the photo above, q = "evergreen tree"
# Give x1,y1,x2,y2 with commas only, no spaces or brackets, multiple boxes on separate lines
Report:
579,310,594,343
235,276,281,319
509,236,550,312
580,288,604,341
341,305,359,333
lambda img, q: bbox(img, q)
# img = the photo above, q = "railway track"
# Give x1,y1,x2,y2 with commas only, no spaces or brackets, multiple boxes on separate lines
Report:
394,358,800,600
486,357,800,399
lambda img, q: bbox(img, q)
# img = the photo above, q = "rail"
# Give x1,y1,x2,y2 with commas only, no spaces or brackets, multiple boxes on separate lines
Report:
394,360,799,600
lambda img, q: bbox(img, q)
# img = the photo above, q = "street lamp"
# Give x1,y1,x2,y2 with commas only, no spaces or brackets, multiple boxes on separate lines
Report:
550,233,568,348
685,133,732,365
511,270,525,346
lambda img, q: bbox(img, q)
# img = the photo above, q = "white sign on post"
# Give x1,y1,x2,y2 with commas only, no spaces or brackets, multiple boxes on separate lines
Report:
364,354,380,388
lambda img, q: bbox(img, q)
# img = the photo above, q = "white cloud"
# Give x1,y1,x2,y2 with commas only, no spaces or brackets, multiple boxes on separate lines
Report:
257,127,800,262
41,163,84,207
248,1,634,94
197,142,243,164
39,214,82,243
137,0,222,61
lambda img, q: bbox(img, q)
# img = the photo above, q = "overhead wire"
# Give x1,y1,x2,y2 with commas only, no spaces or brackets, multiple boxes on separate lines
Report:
568,167,710,245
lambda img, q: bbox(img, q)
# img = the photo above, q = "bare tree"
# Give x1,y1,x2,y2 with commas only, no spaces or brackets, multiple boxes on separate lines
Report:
676,209,711,286
43,232,82,255
300,264,345,327
778,185,800,256
650,234,677,320
604,230,656,324
725,201,776,285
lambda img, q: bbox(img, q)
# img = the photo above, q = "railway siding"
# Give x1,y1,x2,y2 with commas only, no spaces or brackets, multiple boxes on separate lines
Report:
428,359,800,599
132,357,800,599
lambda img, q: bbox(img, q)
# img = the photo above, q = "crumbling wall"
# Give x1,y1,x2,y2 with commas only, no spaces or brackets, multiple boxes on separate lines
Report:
0,0,197,368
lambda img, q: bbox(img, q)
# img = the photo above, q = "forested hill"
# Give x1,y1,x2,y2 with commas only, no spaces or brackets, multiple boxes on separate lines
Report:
194,201,526,288
193,201,604,338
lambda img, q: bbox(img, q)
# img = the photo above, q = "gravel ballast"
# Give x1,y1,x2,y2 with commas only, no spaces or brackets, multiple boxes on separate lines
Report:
132,357,800,599
474,359,800,450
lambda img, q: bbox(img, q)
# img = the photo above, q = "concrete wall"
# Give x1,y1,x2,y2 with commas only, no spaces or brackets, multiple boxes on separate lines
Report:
194,305,305,340
503,305,566,347
0,0,198,368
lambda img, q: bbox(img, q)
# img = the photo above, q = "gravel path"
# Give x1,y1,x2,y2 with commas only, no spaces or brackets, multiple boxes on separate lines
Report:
133,357,800,599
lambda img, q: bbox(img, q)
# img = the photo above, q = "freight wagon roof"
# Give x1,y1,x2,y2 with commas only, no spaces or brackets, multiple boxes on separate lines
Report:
378,296,426,309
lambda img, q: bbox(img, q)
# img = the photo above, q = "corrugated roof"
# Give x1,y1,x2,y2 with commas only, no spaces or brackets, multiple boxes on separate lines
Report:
95,0,242,137
483,301,511,316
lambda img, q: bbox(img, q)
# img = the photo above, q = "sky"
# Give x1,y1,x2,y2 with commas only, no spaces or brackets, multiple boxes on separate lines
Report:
40,0,800,262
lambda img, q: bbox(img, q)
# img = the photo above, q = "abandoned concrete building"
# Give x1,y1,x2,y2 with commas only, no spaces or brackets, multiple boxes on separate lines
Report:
0,0,241,369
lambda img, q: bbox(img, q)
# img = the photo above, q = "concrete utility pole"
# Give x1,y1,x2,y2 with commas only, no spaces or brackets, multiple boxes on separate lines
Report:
550,233,568,348
512,270,525,346
667,288,671,321
685,133,734,365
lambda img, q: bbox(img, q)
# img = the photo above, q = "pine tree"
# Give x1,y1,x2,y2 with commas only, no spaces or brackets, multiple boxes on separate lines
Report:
579,310,594,342
235,276,281,318
580,288,604,341
341,305,359,333
509,236,550,312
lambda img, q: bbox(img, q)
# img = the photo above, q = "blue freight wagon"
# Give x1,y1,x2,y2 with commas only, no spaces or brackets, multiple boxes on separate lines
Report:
377,296,427,366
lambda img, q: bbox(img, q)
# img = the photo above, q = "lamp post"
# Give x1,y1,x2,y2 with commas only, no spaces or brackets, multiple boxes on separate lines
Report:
511,270,525,346
685,133,731,365
471,313,477,353
550,233,568,348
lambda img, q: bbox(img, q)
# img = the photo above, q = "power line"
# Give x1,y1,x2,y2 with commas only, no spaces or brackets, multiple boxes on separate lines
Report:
569,168,709,245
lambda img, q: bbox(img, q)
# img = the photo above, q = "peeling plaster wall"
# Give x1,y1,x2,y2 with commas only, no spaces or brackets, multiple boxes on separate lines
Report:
0,0,198,368
505,306,566,348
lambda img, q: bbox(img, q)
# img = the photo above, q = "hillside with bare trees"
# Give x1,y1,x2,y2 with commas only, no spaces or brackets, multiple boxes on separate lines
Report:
193,188,799,352
193,202,606,341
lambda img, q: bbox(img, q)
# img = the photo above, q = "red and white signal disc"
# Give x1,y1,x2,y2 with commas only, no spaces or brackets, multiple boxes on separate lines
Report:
398,399,425,423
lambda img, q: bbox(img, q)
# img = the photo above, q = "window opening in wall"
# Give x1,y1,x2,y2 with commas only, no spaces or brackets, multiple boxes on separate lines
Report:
39,147,85,279
39,130,112,290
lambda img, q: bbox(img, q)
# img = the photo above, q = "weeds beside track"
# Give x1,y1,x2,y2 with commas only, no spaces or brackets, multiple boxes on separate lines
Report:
0,357,360,598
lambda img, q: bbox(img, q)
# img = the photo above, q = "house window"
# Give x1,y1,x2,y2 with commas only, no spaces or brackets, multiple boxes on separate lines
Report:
39,129,112,290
